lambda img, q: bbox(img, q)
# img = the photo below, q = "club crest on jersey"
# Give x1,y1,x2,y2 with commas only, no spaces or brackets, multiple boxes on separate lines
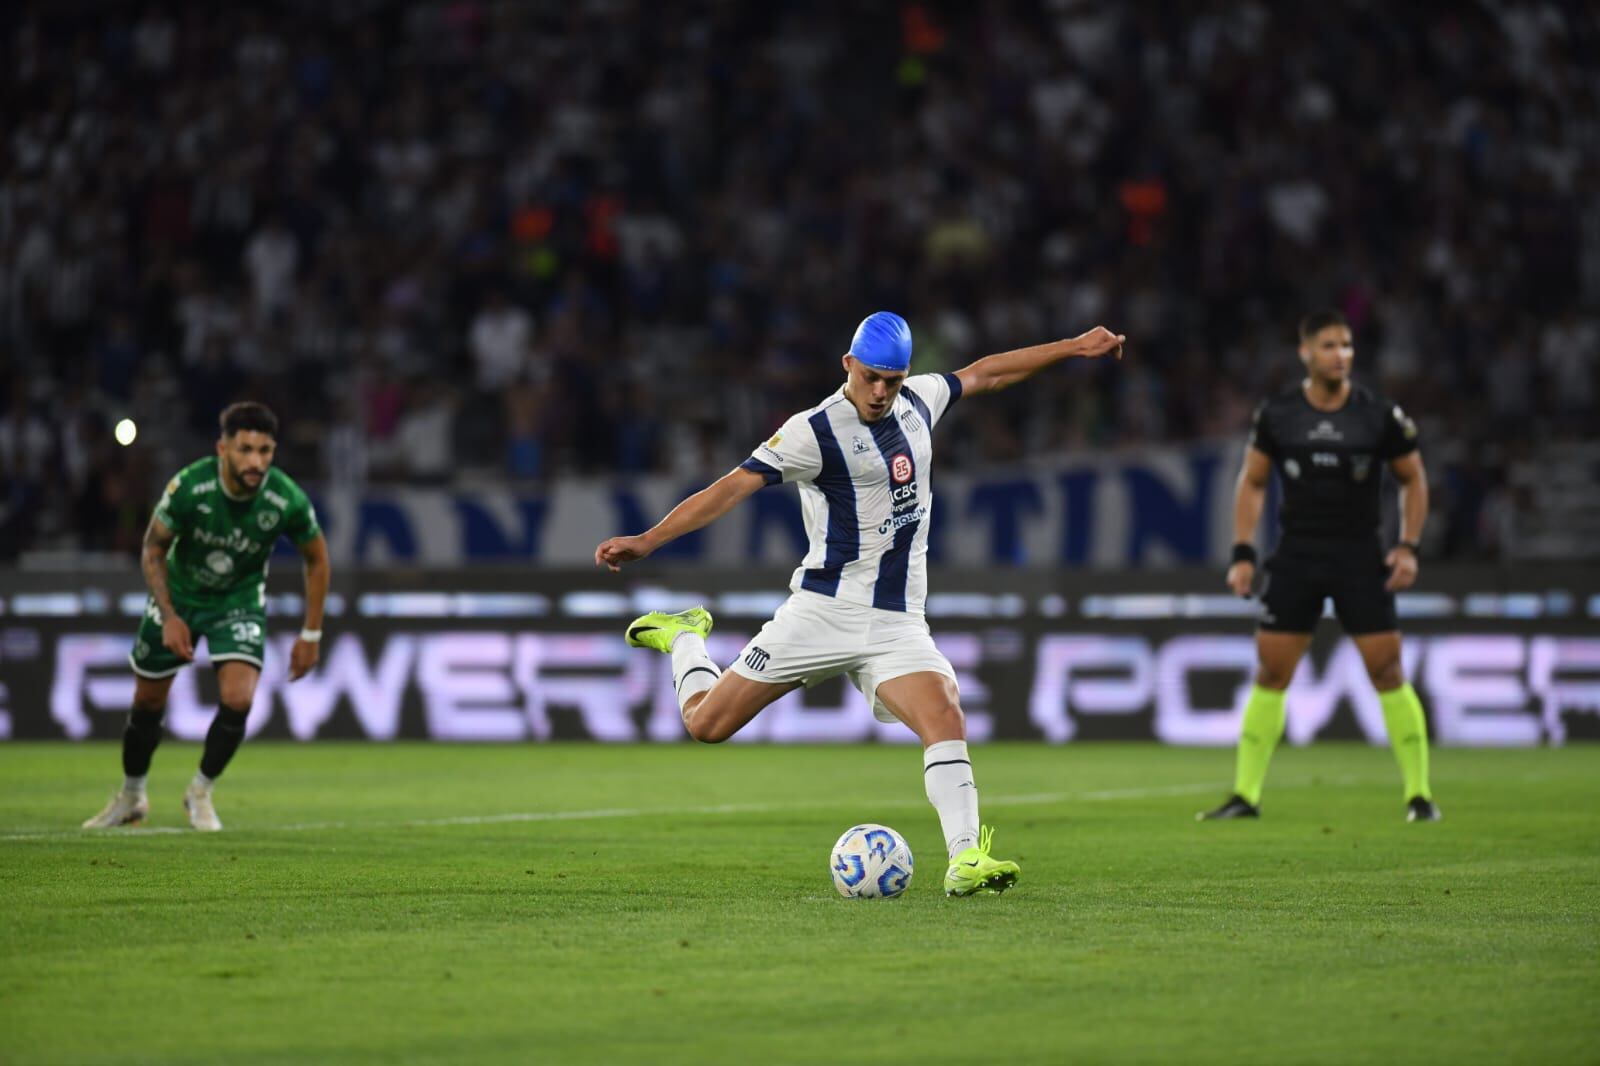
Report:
1283,458,1302,479
257,510,280,531
851,435,870,455
890,454,913,484
1351,454,1373,481
1307,420,1343,441
903,411,923,433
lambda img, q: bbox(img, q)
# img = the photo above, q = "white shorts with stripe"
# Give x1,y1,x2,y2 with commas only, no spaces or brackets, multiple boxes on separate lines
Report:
726,590,957,723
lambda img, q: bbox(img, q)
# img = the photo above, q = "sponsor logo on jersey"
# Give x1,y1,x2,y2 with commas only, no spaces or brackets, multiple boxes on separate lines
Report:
1394,405,1418,439
191,479,217,495
165,478,181,497
890,454,913,484
877,503,927,536
257,510,280,531
264,489,289,509
1307,420,1344,441
766,432,783,449
206,551,235,575
190,527,263,554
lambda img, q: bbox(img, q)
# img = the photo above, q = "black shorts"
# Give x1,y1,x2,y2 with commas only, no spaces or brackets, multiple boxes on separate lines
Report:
1257,540,1398,636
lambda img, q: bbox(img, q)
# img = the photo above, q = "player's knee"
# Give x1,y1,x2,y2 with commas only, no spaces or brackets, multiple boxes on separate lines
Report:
1254,665,1293,691
131,697,167,716
682,695,733,744
926,700,965,741
218,679,256,707
685,712,733,744
1367,658,1404,691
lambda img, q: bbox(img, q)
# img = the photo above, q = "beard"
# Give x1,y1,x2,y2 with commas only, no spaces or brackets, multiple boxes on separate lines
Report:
226,458,265,494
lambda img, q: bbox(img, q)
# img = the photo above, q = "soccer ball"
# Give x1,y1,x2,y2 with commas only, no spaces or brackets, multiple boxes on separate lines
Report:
829,823,914,899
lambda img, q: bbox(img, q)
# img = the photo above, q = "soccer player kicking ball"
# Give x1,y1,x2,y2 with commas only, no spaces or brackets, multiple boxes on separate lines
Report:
597,313,1126,895
84,403,330,832
1200,311,1441,823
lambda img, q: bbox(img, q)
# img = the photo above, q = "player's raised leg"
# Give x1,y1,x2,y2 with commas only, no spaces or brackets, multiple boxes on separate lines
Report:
183,662,258,831
83,675,173,828
874,671,1019,896
624,605,798,742
1354,631,1439,821
1199,631,1310,820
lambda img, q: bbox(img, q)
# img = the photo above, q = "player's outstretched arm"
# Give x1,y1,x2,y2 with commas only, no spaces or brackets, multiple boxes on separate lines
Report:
291,533,330,680
1227,447,1272,597
1385,452,1428,592
595,467,767,573
952,326,1125,397
141,514,193,661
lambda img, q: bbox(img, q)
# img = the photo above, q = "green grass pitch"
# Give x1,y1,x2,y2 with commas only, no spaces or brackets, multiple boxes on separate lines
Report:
2,742,1596,1065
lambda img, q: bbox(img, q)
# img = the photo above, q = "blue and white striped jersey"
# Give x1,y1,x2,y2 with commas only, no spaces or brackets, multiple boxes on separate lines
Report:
739,372,963,614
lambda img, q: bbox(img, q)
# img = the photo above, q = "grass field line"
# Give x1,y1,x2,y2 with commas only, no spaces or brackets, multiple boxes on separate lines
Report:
0,776,1385,843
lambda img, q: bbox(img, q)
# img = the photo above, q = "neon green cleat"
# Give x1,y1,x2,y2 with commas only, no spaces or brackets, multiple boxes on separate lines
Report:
944,825,1021,897
624,606,714,653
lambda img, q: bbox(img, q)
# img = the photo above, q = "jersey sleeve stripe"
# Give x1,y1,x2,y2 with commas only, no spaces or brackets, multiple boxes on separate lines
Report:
941,371,963,407
738,456,783,485
866,412,917,611
902,385,932,426
800,409,859,597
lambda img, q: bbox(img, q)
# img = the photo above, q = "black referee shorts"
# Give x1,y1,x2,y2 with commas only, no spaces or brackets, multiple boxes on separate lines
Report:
1257,539,1398,636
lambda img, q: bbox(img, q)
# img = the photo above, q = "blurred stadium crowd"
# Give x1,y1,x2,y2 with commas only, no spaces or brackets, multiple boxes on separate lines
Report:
1,1,1596,560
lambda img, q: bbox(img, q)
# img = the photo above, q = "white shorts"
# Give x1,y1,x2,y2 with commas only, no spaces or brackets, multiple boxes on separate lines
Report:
727,590,957,723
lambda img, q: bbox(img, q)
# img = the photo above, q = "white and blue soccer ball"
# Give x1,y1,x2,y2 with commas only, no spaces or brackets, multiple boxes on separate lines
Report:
829,823,914,899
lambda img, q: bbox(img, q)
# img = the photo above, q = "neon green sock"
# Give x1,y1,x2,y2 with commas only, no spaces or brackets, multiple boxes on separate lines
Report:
1233,685,1286,806
1379,683,1432,800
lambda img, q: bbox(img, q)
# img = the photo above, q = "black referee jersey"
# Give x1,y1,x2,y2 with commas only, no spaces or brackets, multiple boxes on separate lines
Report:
1247,383,1420,634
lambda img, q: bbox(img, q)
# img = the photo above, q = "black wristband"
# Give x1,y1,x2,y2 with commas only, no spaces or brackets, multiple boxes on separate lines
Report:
1231,543,1258,565
1396,540,1420,557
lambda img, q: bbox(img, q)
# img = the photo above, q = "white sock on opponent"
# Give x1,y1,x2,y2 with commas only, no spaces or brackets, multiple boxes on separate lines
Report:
923,739,980,857
669,632,721,716
123,775,147,797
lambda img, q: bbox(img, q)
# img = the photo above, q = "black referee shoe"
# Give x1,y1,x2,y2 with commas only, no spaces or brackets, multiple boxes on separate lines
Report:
1196,794,1260,821
1406,796,1442,822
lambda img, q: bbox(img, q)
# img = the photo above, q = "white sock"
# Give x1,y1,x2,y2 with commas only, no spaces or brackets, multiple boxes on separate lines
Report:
669,632,720,717
123,775,147,797
923,739,979,857
190,771,214,793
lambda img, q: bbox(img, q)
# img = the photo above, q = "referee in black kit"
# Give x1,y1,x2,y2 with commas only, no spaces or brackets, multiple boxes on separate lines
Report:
1199,311,1441,822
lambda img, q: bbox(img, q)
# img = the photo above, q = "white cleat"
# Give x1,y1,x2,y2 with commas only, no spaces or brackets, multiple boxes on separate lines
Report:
183,786,223,832
83,791,150,829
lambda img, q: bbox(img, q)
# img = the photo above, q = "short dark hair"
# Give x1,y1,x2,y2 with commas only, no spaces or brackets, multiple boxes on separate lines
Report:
1299,310,1350,342
219,401,278,439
